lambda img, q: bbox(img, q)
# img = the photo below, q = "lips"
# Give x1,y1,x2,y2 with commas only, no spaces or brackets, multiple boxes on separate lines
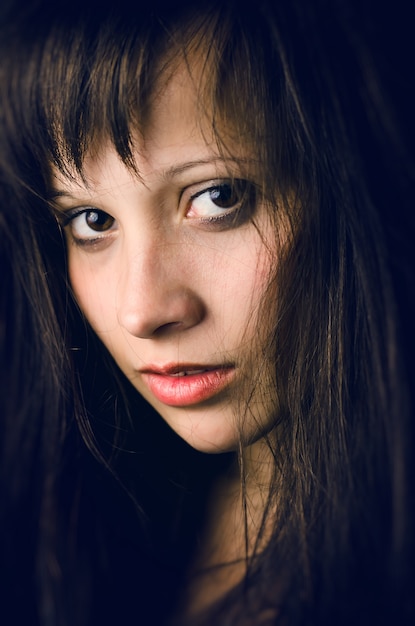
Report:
140,364,235,407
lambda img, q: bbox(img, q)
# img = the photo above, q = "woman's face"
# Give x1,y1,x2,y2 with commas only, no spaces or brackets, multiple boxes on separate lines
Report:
52,61,280,453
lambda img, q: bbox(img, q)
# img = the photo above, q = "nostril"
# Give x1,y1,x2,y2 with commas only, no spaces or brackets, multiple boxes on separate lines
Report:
117,286,206,339
153,321,184,336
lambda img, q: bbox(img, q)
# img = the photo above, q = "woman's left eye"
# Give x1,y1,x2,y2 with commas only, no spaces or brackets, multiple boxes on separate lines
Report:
186,180,256,223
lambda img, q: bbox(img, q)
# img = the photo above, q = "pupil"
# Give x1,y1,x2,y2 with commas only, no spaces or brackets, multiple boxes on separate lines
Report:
211,184,237,208
86,210,113,231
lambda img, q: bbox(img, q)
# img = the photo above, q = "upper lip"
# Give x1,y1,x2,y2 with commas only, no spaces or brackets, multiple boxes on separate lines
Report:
139,363,234,375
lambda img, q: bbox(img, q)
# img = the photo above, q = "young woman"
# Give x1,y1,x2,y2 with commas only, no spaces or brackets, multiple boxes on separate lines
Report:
1,0,414,624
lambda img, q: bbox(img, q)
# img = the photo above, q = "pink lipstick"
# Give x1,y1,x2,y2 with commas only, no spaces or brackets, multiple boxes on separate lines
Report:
140,364,234,407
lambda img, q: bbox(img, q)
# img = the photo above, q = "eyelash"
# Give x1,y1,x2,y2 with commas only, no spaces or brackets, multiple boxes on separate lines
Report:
188,180,256,227
58,208,116,245
57,179,257,248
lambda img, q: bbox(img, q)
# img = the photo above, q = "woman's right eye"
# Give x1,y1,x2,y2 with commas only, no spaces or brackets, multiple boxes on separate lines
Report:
63,208,117,245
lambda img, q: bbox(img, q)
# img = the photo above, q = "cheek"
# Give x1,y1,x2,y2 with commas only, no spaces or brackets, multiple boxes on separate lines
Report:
68,258,118,333
67,226,276,343
191,232,275,359
218,237,275,324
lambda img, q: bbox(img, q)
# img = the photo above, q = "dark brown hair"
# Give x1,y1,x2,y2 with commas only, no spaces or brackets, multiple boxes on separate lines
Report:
1,0,414,624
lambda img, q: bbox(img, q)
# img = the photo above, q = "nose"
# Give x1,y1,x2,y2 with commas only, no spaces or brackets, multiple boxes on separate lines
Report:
116,242,206,339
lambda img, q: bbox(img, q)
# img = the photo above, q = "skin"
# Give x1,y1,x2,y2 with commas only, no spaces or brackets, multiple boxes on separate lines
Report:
52,61,279,454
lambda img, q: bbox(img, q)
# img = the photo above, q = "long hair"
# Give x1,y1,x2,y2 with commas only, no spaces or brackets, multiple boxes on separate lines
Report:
1,0,414,624
0,93,86,624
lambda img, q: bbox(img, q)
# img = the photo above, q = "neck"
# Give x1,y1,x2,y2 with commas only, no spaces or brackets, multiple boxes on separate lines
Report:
176,434,276,619
240,433,276,494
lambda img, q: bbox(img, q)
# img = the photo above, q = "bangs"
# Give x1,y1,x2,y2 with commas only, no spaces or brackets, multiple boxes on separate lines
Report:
2,1,302,201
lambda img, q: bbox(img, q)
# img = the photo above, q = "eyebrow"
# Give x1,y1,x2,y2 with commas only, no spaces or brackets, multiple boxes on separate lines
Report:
48,156,256,200
162,157,252,178
48,190,78,201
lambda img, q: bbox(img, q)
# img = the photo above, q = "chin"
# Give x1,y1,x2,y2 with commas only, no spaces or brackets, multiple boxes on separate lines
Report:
169,421,240,455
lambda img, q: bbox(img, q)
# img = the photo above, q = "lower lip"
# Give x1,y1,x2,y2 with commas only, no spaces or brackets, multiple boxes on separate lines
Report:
141,368,234,407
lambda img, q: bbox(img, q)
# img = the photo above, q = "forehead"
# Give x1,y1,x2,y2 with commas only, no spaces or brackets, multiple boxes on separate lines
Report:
51,55,254,192
141,41,252,156
143,56,215,152
34,5,273,189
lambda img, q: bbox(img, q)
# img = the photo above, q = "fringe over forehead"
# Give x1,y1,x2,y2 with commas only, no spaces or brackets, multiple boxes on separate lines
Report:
1,0,301,195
